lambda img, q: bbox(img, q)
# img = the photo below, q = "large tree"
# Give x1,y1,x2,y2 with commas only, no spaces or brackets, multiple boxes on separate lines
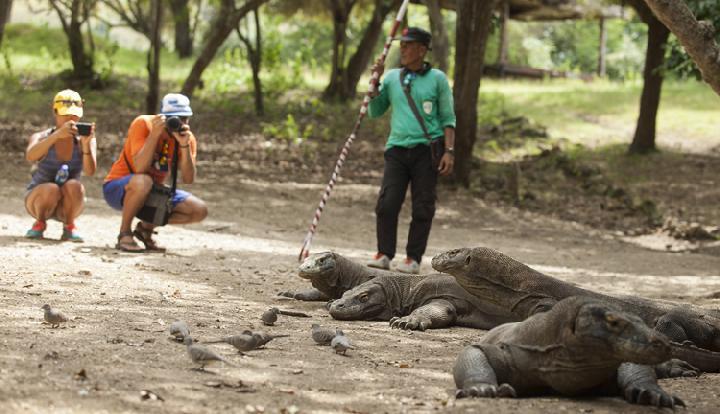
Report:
0,0,13,47
169,0,193,58
323,0,402,101
48,0,98,81
643,0,720,96
101,0,164,113
181,0,269,97
236,5,263,115
452,0,499,186
627,0,670,153
422,0,449,72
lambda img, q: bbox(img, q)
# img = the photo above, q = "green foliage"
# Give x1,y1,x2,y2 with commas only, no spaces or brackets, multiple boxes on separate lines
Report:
665,0,720,79
485,19,647,79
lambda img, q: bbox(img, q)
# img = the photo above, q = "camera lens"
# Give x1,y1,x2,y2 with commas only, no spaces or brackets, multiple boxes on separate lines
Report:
166,116,183,133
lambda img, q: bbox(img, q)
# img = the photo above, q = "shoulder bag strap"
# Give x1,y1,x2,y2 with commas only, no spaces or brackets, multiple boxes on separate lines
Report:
400,69,433,143
122,138,179,194
169,139,179,194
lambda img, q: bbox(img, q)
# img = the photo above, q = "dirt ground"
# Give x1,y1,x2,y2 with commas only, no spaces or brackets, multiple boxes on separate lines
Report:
1,124,720,414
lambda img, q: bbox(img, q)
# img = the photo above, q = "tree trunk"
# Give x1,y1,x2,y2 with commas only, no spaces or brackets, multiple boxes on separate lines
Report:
50,0,95,80
452,0,499,187
629,16,670,154
323,0,356,100
598,17,607,77
170,0,193,58
0,0,13,47
338,0,399,100
423,0,449,73
642,0,720,96
497,0,509,76
146,0,162,114
181,0,269,98
237,7,264,115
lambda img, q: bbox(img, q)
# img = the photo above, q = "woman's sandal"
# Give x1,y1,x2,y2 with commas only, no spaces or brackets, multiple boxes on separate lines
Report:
116,231,144,253
133,222,167,253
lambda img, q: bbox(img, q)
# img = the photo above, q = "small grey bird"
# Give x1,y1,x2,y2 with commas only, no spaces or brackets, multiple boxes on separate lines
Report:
204,332,260,353
41,304,68,328
311,324,339,346
169,320,190,342
261,308,279,326
248,331,289,347
330,329,354,355
184,337,234,369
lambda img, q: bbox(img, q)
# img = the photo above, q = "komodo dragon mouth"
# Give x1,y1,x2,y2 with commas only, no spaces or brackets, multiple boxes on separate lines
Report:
329,283,387,320
298,251,337,280
574,302,671,364
431,248,469,272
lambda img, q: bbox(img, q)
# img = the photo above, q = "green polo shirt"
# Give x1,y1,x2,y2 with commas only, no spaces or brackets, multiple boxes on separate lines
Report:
368,67,456,149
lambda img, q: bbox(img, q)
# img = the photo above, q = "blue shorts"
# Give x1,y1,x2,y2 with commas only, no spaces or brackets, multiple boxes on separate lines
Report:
103,175,191,211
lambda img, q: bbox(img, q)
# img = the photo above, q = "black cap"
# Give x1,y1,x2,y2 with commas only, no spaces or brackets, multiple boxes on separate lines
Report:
399,27,431,48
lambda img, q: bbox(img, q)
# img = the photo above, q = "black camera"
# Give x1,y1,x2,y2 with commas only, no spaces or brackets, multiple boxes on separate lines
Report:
76,122,92,136
166,116,184,133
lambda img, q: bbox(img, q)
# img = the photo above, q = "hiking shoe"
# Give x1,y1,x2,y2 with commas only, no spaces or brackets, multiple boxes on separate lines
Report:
61,224,84,243
25,221,46,239
367,253,391,270
396,257,420,274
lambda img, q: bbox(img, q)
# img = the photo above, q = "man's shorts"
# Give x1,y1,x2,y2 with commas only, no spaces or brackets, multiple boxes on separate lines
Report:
103,174,191,211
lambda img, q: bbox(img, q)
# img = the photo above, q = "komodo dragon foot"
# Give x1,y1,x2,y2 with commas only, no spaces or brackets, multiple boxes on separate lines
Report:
455,383,517,399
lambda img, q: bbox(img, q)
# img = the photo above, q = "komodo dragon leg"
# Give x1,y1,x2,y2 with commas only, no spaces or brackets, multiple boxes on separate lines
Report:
389,300,457,331
277,288,330,302
453,345,517,399
617,363,685,408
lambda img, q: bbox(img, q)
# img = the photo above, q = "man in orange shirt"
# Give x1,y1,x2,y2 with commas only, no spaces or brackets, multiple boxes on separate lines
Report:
103,93,208,252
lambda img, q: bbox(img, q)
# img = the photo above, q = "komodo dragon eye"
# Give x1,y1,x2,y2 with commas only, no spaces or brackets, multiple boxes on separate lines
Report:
605,313,625,329
359,293,369,303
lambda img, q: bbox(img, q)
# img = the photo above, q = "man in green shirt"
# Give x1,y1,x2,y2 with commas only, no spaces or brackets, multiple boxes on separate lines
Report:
366,27,456,274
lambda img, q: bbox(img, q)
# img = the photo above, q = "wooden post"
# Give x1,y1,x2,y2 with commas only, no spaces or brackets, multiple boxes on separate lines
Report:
598,16,607,77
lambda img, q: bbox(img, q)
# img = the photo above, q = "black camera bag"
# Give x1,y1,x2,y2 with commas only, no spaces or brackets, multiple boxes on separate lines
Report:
122,139,179,227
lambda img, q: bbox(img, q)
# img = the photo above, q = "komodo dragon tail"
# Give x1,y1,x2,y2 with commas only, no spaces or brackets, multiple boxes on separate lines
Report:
671,342,720,372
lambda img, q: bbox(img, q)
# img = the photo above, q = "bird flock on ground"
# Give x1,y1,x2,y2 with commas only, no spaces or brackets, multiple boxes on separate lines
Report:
41,303,355,373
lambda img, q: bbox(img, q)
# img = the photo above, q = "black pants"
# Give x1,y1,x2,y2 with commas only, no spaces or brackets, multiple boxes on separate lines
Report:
375,145,437,263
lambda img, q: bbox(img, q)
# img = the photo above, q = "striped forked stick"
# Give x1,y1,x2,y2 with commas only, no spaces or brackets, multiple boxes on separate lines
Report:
298,0,410,262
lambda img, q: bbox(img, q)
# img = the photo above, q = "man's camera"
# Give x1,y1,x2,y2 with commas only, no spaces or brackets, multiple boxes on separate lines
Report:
166,116,184,133
76,122,92,136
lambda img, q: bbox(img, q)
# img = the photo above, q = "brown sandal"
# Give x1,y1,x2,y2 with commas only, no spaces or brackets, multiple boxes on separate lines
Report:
116,231,144,253
133,222,167,253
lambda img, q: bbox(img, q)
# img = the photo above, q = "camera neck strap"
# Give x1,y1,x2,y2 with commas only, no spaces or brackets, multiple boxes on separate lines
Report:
122,136,180,194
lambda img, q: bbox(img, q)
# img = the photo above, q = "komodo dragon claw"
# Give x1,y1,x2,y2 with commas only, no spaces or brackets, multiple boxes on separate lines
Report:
624,384,685,408
455,383,517,399
389,316,429,331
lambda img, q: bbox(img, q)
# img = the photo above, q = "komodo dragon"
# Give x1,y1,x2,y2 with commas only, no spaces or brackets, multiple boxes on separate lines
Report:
277,251,412,301
328,274,515,330
433,246,720,372
453,296,684,408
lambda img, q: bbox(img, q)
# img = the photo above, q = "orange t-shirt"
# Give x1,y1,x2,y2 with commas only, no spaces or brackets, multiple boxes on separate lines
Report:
104,115,197,184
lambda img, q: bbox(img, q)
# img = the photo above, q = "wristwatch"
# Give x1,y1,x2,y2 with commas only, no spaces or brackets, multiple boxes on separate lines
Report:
446,146,455,156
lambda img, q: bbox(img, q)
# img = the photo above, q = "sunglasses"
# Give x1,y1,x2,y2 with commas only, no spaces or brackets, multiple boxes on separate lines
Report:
55,99,84,108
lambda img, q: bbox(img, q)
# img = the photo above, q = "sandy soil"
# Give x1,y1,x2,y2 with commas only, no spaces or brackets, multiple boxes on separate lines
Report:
0,104,720,413
1,144,719,414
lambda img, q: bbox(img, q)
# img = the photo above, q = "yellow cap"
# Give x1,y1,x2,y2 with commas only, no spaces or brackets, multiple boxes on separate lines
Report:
52,89,84,117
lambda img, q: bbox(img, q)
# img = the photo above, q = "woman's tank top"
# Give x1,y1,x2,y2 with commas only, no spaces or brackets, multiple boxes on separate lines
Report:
27,128,83,191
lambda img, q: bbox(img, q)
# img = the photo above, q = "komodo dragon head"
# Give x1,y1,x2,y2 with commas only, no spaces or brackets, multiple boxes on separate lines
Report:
431,247,495,274
298,251,338,281
328,281,391,321
570,298,671,365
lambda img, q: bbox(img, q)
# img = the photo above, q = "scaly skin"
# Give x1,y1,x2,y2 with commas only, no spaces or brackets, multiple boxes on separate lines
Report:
433,246,720,372
278,251,415,301
328,274,515,330
453,296,684,408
